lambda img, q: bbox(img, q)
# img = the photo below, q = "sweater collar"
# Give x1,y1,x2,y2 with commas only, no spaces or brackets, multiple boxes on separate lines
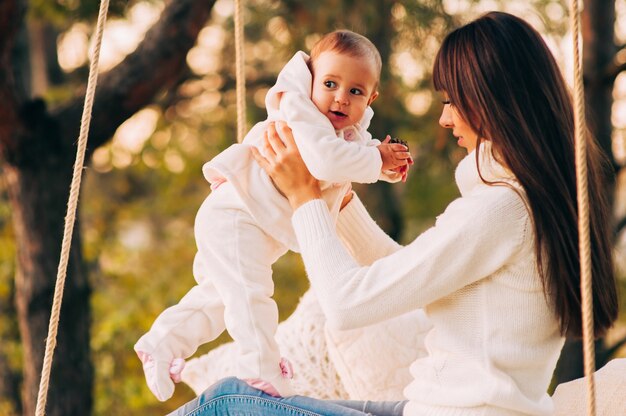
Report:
454,141,517,196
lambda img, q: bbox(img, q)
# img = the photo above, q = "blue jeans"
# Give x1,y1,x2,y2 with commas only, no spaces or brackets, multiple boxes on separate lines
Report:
168,377,407,416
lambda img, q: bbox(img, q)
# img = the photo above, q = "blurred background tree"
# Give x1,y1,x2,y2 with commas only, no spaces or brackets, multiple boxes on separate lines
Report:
0,0,625,414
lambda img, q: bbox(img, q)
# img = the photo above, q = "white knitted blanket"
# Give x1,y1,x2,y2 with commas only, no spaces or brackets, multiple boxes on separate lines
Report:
181,290,347,399
181,290,626,414
181,289,432,400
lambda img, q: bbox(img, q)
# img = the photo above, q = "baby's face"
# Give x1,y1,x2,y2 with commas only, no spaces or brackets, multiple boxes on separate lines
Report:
310,51,379,131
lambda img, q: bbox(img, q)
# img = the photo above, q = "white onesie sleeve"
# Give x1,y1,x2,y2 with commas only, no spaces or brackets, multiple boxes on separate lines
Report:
279,92,382,184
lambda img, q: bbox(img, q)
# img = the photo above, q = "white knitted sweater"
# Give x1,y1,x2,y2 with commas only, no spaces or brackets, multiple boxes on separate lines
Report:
292,145,565,416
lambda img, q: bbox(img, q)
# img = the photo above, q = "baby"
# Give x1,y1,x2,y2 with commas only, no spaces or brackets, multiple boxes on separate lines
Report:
135,30,411,401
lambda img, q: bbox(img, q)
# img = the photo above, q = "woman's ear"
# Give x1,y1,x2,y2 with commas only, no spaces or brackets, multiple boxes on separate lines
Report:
367,91,379,106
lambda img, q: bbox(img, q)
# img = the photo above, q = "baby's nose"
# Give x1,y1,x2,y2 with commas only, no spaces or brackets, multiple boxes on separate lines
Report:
335,91,350,105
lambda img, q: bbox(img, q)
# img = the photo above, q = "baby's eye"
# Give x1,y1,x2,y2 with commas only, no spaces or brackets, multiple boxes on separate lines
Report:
324,80,336,88
350,88,363,96
441,100,451,105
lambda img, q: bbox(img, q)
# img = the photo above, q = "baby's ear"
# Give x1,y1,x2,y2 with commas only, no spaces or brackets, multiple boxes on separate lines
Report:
368,91,379,105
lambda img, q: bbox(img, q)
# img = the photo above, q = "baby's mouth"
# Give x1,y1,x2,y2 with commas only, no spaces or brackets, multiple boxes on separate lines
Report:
331,110,347,117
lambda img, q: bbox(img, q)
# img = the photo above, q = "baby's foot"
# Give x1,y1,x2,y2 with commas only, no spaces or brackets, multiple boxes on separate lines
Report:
244,358,295,397
137,351,186,401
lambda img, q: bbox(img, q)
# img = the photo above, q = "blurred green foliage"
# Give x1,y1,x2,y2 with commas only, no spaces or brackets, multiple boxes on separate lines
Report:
0,0,624,414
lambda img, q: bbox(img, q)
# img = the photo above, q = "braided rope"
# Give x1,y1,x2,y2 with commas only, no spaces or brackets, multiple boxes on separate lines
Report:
34,1,110,414
568,1,596,415
234,0,246,142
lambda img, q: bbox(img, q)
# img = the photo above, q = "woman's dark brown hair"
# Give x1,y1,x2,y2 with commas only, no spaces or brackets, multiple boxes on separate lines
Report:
433,12,618,338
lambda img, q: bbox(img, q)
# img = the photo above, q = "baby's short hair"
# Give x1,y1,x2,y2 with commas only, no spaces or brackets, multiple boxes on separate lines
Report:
309,30,382,82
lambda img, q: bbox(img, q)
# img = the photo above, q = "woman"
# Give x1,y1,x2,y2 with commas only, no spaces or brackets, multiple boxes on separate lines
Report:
170,11,618,416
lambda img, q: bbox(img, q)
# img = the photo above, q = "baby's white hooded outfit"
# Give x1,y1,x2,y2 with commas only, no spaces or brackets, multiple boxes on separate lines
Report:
135,51,385,401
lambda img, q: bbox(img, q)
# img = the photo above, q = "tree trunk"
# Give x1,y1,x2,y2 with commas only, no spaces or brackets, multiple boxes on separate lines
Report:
582,0,618,188
554,0,619,385
0,353,21,415
0,282,21,415
4,108,93,415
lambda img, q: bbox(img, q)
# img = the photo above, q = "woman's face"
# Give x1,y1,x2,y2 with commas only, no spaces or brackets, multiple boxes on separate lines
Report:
438,95,479,153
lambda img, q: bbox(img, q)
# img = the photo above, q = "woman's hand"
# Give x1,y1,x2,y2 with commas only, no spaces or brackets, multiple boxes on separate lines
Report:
251,121,322,210
340,190,354,210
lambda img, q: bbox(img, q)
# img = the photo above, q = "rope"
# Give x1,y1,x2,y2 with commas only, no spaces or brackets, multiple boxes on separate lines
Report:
234,0,247,142
568,1,596,415
34,0,110,414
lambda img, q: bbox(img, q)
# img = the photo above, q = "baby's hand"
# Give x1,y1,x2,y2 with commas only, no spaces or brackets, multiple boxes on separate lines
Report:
378,136,413,182
378,136,411,171
393,160,413,182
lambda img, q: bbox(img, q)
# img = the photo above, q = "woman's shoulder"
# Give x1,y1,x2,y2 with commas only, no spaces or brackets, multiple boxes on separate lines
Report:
451,182,528,218
475,182,528,213
441,183,531,243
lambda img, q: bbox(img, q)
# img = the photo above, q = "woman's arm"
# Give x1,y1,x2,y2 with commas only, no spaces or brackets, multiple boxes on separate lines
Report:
252,123,528,330
292,190,527,330
336,192,403,265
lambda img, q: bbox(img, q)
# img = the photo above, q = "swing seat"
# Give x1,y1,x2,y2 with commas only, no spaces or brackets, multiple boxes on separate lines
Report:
182,291,626,409
552,358,626,416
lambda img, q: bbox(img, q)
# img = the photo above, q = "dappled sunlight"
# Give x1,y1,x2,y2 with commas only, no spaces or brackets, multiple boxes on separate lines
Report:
251,40,274,60
443,0,533,17
118,220,153,251
198,25,227,50
615,169,626,254
253,87,270,107
614,129,626,166
405,91,433,116
391,3,407,20
392,51,425,88
213,0,235,20
99,20,144,71
98,2,163,71
268,16,292,45
179,79,214,98
111,147,133,169
617,0,626,41
113,107,161,154
443,0,567,33
151,130,172,150
57,23,89,71
57,1,163,73
187,48,221,75
91,147,112,173
613,72,626,163
164,150,186,173
188,25,225,76
545,2,565,22
93,107,163,172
